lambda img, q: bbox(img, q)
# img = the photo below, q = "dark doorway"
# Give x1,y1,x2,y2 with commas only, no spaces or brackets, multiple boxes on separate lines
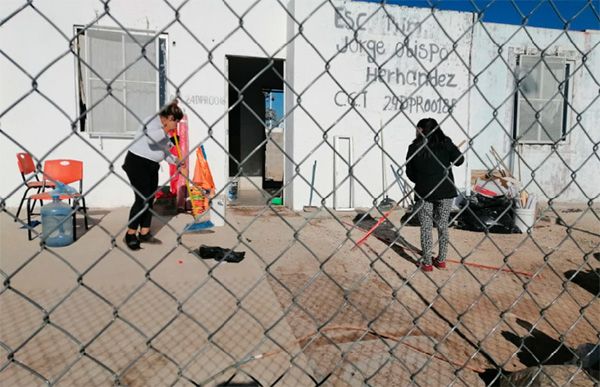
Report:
227,56,284,205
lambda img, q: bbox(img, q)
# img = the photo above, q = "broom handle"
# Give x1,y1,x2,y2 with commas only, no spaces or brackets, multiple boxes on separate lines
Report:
491,146,512,177
352,207,395,249
309,160,317,206
173,134,199,217
381,121,387,197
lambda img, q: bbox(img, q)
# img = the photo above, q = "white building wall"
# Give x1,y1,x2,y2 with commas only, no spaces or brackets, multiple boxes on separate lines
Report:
0,0,288,210
2,0,598,212
469,23,600,202
287,0,473,210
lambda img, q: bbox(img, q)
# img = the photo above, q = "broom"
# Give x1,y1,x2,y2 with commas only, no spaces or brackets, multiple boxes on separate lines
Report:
172,135,214,233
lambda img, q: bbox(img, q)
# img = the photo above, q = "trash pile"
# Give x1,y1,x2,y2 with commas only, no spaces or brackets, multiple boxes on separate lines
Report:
455,147,534,234
453,193,520,234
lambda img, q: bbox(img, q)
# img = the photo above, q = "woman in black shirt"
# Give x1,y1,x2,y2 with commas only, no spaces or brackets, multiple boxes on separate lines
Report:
406,118,464,272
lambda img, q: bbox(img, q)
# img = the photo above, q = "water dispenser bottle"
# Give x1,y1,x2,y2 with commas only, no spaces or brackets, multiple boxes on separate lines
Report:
41,193,74,247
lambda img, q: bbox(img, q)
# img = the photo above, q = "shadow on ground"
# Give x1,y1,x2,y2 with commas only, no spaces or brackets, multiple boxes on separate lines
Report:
478,318,599,385
501,319,577,366
389,243,419,266
564,269,600,296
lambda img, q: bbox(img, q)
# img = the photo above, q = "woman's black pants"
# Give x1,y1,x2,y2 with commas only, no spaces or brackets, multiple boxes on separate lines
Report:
123,151,159,230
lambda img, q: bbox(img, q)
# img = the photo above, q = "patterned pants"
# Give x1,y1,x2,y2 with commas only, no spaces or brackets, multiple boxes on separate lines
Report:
416,198,453,265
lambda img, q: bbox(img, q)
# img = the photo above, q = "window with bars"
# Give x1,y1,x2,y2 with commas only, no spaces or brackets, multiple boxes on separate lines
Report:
514,55,572,143
75,27,167,137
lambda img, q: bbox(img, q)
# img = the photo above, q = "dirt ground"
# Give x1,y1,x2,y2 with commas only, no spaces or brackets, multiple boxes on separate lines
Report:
0,202,598,386
237,203,599,386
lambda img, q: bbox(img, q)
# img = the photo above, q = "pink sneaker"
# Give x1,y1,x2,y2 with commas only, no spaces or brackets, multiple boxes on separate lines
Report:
420,263,433,272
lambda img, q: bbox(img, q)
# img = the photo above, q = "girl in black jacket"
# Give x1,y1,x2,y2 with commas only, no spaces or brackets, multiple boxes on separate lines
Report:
405,118,464,272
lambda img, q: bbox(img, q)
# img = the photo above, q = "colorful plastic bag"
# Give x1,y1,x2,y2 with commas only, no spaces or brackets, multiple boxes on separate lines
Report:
190,146,215,218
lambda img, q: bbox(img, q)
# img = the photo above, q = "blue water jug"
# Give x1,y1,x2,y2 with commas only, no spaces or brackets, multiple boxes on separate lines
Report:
41,194,74,247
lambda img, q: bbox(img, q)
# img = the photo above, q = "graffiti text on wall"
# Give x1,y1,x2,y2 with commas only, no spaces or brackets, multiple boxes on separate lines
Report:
383,95,457,114
334,91,368,108
332,7,461,112
184,95,225,106
334,6,423,36
366,67,457,88
336,36,451,64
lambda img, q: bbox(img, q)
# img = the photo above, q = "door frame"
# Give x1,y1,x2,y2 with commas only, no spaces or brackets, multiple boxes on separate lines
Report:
333,135,354,211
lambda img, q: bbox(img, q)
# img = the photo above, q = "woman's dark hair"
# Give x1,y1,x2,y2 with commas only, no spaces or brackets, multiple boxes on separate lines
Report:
159,100,184,121
411,118,452,159
415,118,450,147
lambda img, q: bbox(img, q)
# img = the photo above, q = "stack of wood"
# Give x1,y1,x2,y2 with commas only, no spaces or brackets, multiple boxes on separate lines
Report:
471,146,531,204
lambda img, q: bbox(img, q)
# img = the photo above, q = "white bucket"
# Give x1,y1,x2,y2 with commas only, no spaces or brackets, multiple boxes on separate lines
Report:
514,208,535,233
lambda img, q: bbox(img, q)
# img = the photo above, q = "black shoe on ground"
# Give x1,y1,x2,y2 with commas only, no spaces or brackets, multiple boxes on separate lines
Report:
138,232,162,244
197,245,246,263
124,233,141,251
198,245,222,259
220,250,245,263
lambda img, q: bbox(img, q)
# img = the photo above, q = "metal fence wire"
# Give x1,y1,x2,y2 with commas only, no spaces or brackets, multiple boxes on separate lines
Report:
1,0,599,386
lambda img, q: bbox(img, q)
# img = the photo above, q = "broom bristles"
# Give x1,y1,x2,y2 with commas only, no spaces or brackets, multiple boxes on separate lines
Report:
183,220,214,232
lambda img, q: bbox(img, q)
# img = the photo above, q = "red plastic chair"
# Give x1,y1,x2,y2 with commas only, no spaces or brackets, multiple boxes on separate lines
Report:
15,152,56,220
27,159,89,241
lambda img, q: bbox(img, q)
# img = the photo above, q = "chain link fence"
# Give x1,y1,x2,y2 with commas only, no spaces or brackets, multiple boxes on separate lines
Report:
1,0,599,385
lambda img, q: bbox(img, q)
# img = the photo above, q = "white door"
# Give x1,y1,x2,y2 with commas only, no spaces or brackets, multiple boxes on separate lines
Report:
334,136,353,210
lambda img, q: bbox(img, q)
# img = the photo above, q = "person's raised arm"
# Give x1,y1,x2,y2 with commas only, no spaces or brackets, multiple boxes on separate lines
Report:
450,141,464,166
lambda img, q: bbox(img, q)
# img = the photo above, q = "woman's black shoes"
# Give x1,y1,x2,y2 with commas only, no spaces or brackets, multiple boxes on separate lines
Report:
138,232,162,244
124,233,141,251
123,232,161,250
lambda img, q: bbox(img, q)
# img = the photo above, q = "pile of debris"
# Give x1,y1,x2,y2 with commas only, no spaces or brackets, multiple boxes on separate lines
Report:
455,147,534,233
